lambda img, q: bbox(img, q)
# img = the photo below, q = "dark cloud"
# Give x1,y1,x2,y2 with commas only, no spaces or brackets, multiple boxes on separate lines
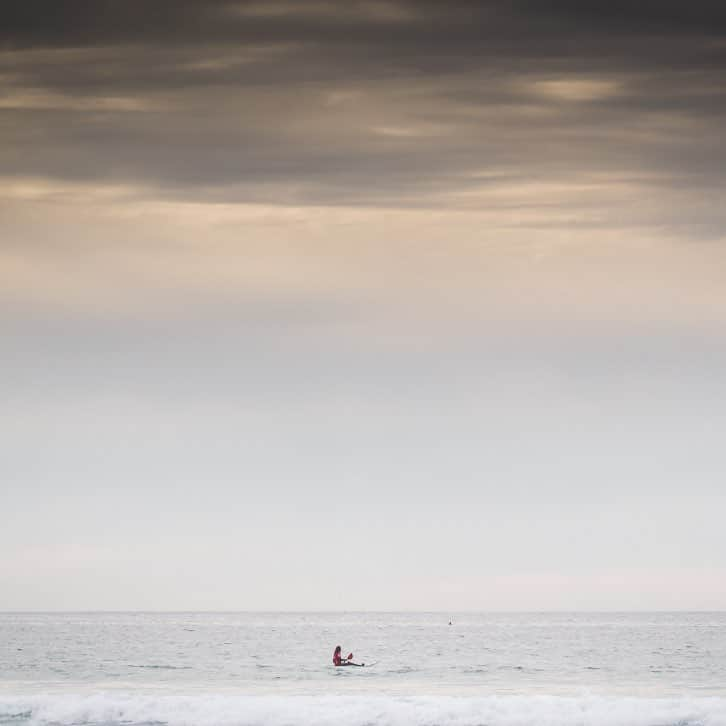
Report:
4,1,726,46
518,0,726,36
1,0,223,48
3,1,725,67
1,1,726,235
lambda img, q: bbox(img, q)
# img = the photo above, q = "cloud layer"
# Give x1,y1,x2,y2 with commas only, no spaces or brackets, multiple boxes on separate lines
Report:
2,0,726,236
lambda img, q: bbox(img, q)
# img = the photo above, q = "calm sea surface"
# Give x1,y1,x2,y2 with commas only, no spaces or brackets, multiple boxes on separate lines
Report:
1,612,725,726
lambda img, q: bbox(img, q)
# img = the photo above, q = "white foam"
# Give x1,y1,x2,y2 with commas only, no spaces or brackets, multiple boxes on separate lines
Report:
2,694,726,726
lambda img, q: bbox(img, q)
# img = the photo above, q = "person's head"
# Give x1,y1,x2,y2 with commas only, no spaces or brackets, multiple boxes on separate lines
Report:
334,646,341,654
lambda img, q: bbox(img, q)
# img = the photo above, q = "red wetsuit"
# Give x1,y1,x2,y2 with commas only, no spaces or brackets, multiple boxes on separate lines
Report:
333,650,341,666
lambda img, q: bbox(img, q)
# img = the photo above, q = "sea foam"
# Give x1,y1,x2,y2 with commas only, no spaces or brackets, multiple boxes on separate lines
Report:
2,694,726,726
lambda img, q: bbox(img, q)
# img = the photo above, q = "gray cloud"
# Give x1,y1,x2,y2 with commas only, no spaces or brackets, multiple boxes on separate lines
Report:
1,0,725,246
2,1,726,232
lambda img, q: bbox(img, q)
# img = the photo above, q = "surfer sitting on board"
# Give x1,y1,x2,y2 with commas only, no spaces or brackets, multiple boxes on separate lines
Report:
333,645,360,666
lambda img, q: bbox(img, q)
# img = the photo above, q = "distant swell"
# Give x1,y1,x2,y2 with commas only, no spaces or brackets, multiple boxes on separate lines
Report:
128,665,193,671
2,694,726,726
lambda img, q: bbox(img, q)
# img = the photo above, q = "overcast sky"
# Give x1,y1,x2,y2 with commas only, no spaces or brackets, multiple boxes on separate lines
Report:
2,1,726,611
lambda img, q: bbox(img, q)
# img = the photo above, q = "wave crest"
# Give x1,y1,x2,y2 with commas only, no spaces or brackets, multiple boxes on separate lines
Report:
1,694,726,726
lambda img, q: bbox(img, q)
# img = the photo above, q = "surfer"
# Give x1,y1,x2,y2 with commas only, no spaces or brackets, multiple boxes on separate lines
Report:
332,645,358,666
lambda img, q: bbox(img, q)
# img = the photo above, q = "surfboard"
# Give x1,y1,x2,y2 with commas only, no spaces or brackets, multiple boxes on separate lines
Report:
337,661,376,667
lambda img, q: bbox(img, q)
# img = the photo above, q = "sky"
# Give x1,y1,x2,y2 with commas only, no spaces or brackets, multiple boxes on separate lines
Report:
1,1,726,611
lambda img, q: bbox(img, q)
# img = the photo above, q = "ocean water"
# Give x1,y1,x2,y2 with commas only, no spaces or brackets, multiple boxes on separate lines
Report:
1,612,725,726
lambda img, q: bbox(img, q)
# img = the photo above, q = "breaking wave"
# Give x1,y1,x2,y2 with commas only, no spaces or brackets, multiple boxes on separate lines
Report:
1,694,726,726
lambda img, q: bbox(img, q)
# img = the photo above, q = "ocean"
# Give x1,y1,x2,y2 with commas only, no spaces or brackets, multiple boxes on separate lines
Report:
1,612,725,726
